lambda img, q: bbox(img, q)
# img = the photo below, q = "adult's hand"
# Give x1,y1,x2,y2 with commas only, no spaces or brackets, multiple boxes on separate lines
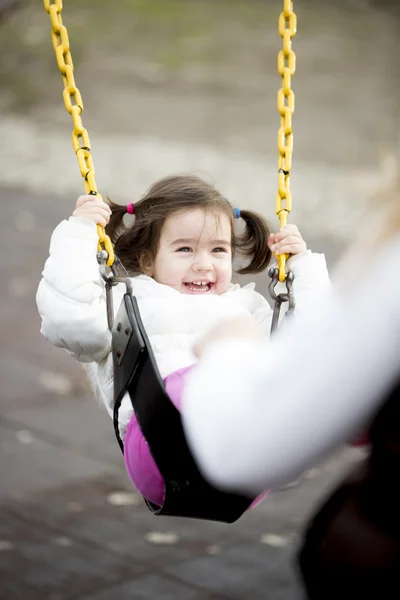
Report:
194,314,263,358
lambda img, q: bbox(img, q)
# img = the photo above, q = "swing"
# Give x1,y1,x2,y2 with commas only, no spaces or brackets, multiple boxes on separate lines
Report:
43,0,297,522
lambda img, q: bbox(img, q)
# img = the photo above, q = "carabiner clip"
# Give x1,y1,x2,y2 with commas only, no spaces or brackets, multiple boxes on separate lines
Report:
268,267,295,335
97,250,132,330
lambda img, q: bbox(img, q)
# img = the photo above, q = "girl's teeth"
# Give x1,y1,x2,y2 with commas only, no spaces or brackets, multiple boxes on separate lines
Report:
185,282,211,292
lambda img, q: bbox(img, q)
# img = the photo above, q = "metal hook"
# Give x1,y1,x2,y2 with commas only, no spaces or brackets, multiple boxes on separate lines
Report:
97,251,133,330
268,267,295,335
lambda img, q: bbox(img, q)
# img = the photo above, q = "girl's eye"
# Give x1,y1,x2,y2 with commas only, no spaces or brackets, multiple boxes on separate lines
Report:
212,247,227,253
177,247,192,253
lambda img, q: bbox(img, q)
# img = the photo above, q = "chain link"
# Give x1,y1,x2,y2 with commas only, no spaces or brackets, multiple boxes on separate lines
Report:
276,0,297,281
43,0,114,266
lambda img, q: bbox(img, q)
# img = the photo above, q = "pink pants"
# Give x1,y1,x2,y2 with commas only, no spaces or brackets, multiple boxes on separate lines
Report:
123,365,268,508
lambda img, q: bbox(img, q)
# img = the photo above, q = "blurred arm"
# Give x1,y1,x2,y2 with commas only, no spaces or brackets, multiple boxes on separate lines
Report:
182,237,400,494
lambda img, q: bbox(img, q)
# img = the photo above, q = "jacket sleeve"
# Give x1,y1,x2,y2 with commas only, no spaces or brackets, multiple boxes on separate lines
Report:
181,237,400,495
287,251,331,317
36,217,112,363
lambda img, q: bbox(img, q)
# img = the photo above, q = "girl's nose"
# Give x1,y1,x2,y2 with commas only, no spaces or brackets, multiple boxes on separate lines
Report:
192,256,213,272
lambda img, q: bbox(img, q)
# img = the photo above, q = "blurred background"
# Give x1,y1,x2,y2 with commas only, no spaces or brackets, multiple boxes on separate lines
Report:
0,1,399,598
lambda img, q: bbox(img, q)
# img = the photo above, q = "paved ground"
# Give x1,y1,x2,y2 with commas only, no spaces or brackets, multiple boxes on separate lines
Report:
0,186,366,600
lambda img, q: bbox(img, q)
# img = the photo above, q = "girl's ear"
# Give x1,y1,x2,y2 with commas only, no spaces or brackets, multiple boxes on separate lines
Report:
138,251,154,276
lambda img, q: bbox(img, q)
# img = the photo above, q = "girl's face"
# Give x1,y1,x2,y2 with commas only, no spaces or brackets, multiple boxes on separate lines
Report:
147,208,233,295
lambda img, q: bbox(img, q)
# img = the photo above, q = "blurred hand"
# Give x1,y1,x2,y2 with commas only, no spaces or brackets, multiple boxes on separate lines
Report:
194,315,264,358
72,195,111,227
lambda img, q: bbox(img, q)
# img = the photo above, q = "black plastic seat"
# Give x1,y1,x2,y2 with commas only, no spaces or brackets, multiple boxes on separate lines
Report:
112,292,254,522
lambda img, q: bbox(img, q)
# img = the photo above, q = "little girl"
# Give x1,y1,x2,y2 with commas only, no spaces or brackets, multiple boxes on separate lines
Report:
36,174,330,506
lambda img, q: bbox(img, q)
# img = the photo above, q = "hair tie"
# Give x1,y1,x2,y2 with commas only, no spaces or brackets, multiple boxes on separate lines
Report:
233,207,241,219
126,202,135,215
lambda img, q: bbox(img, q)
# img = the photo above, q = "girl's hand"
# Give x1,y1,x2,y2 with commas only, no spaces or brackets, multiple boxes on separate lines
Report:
268,224,307,257
72,195,112,227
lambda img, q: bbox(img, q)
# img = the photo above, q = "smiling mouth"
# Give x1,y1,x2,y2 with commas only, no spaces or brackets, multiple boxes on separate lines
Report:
184,281,214,293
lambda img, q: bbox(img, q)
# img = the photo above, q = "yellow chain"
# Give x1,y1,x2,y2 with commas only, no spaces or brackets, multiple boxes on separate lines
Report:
276,0,297,281
43,0,114,266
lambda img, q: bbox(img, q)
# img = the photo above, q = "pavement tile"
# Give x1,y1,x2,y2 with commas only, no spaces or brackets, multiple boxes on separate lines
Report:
4,393,121,466
0,509,145,600
165,542,302,600
0,346,87,411
3,323,83,378
77,574,216,600
0,353,51,407
0,424,116,501
6,476,258,569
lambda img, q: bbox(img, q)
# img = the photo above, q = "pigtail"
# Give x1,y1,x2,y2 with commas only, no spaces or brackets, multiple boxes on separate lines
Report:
234,210,271,275
105,198,129,245
104,198,142,275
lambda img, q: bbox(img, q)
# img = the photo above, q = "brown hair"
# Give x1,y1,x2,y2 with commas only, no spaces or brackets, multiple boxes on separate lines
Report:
105,174,271,276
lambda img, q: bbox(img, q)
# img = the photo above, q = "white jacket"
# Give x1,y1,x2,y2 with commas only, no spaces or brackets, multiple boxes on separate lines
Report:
36,216,331,438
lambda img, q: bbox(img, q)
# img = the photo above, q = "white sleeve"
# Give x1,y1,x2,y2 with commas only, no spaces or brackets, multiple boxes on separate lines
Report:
290,249,331,294
279,251,331,319
36,217,112,363
181,238,400,495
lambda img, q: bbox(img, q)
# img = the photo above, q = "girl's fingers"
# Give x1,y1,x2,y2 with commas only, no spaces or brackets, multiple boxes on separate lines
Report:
274,232,302,244
81,200,111,213
96,216,109,227
72,214,109,227
274,243,306,255
274,224,300,242
72,205,111,226
271,235,303,251
95,213,111,226
77,204,111,218
75,196,111,212
270,223,307,255
75,194,95,208
268,233,277,248
73,209,111,222
277,223,299,233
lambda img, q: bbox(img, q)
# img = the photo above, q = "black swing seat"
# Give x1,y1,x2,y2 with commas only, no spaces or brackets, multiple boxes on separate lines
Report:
112,292,254,523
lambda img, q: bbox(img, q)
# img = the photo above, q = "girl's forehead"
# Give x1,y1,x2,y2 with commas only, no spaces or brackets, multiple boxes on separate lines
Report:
162,208,231,240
